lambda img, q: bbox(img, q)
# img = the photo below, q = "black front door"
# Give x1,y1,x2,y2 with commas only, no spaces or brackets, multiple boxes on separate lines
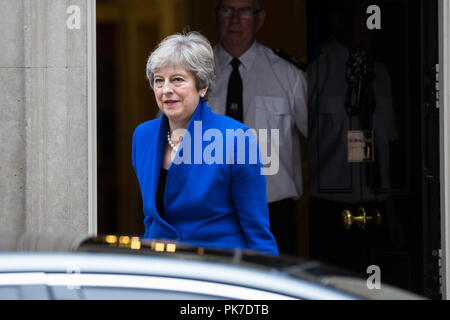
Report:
307,0,441,298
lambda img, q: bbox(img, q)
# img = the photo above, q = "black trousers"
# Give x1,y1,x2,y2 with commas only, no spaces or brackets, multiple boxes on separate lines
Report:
268,199,297,256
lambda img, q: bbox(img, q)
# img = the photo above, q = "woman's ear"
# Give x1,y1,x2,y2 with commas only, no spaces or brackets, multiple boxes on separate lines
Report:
201,86,209,98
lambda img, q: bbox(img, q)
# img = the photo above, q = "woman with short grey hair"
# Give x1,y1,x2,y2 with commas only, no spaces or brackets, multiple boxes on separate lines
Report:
146,32,215,99
132,31,278,255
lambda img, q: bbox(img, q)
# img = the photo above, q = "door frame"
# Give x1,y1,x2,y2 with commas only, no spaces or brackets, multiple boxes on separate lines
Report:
87,0,450,296
439,0,450,300
88,0,98,236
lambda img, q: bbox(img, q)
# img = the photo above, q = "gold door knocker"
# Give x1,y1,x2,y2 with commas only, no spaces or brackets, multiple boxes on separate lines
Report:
342,207,382,230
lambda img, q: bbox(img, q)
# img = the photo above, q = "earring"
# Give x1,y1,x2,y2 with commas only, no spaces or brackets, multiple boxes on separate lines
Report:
200,92,205,98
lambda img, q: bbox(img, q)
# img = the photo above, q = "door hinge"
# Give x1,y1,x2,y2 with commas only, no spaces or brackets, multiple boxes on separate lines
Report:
434,63,440,108
425,64,440,112
432,248,443,297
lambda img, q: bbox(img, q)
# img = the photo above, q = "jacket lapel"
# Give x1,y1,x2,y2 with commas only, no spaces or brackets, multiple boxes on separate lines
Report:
166,101,209,198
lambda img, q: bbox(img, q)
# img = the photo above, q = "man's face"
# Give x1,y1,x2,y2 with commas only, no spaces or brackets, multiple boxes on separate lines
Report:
216,0,265,57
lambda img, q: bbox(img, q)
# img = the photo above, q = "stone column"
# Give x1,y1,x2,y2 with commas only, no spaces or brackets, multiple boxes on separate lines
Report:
0,0,93,237
0,0,26,235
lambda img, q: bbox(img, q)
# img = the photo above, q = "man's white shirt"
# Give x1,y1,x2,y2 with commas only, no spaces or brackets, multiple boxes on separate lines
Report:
208,42,308,203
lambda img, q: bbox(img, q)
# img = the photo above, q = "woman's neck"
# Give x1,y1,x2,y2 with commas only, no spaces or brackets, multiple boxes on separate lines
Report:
167,119,189,145
167,99,201,136
168,119,188,133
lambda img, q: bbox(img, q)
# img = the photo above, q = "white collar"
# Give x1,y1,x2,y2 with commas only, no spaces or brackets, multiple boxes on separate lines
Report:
215,41,258,72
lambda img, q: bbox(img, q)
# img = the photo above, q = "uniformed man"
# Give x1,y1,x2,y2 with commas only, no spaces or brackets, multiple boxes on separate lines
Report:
208,0,308,256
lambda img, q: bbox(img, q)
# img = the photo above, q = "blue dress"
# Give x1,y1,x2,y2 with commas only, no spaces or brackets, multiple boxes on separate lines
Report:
132,100,279,255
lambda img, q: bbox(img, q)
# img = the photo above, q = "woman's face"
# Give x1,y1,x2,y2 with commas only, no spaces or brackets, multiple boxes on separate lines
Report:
153,64,206,128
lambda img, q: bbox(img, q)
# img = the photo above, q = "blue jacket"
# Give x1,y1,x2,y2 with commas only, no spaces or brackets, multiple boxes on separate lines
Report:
132,101,278,255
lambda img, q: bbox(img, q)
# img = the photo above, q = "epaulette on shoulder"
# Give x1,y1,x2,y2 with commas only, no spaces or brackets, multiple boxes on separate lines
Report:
272,48,307,71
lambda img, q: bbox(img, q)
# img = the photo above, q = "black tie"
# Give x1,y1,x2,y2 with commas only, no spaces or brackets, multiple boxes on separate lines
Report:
226,58,243,122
